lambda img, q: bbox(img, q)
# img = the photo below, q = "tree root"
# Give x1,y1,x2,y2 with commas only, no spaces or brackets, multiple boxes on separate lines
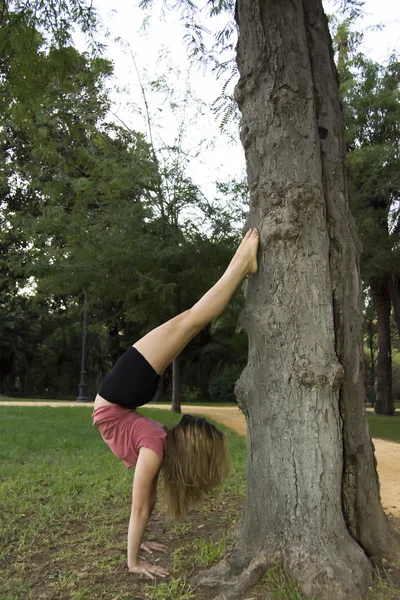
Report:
192,551,270,600
192,532,373,600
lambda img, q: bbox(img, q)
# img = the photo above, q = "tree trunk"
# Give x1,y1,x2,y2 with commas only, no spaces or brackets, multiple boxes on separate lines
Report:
0,373,6,395
0,355,13,395
371,280,394,415
154,373,165,402
366,314,376,406
171,293,182,413
194,1,400,598
171,356,181,413
388,279,400,346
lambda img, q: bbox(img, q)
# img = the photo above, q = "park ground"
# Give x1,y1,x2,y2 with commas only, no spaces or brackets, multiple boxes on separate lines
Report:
1,402,400,600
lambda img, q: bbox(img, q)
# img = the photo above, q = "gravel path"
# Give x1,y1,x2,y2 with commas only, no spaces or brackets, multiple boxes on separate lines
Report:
2,400,399,517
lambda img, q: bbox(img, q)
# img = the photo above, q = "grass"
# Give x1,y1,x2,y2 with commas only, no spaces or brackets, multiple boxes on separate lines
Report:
0,406,399,600
146,576,195,600
193,535,227,567
366,412,400,444
260,566,317,600
0,406,245,600
369,568,400,600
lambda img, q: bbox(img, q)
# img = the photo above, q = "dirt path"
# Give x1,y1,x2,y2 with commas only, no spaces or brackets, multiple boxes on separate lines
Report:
2,401,400,518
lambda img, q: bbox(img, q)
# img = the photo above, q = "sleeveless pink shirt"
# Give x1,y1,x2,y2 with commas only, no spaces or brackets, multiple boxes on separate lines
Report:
92,405,167,468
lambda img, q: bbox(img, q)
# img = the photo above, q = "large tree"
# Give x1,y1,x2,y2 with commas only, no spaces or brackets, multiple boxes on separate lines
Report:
182,1,400,598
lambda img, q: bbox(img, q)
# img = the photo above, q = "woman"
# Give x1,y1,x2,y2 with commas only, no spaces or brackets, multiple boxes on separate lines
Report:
93,227,259,579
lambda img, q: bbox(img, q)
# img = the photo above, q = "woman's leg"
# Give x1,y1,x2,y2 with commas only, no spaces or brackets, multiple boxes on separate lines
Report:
134,228,259,375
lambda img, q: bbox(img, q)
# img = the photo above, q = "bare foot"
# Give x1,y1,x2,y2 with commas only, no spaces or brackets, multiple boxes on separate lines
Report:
230,228,259,275
247,228,259,274
230,229,252,268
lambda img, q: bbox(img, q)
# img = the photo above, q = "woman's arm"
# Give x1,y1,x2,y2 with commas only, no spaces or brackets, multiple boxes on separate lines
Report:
127,447,169,579
139,472,168,555
148,472,158,518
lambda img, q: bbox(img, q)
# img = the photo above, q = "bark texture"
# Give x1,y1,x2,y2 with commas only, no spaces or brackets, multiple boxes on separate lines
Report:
194,1,400,598
371,280,394,415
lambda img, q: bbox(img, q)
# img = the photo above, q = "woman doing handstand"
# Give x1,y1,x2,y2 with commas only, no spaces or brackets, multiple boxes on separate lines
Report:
93,228,259,579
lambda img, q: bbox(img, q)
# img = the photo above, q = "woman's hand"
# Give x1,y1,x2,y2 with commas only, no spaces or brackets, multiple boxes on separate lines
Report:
129,559,169,579
140,540,168,554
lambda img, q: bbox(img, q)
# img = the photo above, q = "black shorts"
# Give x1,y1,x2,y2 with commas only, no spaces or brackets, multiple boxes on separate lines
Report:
98,347,160,410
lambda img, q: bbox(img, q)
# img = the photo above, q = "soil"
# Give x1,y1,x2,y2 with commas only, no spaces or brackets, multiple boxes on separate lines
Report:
1,400,399,518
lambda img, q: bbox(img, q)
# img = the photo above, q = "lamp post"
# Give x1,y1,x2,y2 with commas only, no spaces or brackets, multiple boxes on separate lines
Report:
76,292,89,403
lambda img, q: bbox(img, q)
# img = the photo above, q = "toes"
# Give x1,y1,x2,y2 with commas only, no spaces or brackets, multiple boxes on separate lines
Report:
243,229,252,239
244,227,259,239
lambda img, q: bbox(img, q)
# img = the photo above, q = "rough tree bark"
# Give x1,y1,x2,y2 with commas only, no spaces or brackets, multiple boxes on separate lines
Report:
193,1,400,598
371,280,394,415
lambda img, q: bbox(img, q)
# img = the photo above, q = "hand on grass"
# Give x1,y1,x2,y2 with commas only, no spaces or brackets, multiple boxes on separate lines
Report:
129,559,169,579
140,541,168,554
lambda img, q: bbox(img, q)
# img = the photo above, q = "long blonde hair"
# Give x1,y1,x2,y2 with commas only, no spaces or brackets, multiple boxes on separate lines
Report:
161,414,230,520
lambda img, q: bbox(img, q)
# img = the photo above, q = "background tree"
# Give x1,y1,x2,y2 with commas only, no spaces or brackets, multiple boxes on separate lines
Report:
335,17,400,415
0,1,248,402
363,295,377,404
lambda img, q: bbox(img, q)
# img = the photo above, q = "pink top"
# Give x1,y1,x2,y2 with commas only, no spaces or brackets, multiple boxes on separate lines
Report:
92,404,167,469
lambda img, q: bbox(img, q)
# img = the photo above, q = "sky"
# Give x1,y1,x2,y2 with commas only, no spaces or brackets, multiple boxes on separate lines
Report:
78,0,400,200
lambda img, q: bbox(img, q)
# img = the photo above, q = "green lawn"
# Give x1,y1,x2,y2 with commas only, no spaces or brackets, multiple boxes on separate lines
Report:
0,407,398,600
366,412,400,444
0,407,245,600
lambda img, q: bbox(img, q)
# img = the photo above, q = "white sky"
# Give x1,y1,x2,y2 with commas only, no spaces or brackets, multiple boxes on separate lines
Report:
78,0,400,200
